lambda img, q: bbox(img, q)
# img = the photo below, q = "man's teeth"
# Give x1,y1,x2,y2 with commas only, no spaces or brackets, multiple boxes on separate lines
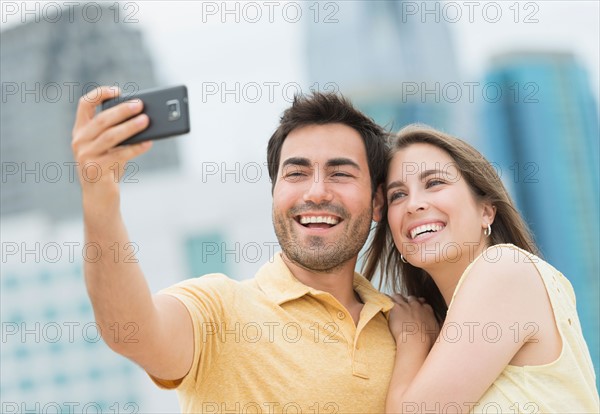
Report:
410,223,444,239
299,216,339,225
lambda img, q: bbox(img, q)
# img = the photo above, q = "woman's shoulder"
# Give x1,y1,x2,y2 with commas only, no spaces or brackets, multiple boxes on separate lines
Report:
463,244,542,287
473,243,540,269
449,243,549,312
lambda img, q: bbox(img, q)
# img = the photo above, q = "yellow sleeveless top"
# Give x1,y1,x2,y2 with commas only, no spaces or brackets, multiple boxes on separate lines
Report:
448,244,599,413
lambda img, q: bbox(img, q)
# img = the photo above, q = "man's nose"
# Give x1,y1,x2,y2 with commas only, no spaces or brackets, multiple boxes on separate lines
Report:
303,175,333,204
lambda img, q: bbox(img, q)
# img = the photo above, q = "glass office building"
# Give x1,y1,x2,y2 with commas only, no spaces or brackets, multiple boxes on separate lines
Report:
305,0,471,137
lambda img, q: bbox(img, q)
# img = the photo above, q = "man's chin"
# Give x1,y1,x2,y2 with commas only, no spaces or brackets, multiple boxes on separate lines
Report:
281,244,351,273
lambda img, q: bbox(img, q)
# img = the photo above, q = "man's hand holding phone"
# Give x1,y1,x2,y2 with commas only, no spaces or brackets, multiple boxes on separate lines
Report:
71,86,152,203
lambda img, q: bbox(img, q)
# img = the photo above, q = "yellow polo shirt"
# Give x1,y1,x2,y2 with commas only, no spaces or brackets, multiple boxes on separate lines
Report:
152,253,396,413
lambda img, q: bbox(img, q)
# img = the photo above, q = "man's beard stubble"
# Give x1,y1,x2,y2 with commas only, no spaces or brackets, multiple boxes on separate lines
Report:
272,202,373,273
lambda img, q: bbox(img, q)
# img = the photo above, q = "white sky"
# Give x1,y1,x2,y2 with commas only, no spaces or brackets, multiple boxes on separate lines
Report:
450,1,599,84
2,1,599,175
140,0,600,174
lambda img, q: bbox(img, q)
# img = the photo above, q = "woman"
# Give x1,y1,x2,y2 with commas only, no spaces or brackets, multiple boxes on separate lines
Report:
363,124,599,413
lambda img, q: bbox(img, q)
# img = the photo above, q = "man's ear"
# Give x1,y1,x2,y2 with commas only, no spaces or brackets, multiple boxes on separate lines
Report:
372,185,385,222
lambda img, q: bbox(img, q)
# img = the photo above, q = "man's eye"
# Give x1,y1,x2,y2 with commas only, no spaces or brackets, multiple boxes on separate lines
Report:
332,172,352,178
283,171,307,181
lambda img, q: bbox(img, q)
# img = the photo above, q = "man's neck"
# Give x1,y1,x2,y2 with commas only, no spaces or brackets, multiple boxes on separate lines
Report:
281,253,361,311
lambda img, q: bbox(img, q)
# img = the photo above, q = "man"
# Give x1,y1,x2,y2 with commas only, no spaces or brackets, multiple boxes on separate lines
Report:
72,87,396,412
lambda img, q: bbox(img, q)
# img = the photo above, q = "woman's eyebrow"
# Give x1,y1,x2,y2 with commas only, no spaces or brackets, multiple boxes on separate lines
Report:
386,180,404,192
386,169,447,191
420,169,446,179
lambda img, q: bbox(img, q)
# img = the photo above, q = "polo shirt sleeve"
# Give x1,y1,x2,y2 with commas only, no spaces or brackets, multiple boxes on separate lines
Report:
147,273,234,390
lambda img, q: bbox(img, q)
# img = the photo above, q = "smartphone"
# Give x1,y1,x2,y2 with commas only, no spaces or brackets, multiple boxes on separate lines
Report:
101,85,190,146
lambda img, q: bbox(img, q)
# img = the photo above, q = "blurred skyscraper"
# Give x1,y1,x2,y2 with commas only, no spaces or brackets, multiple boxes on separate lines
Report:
305,0,470,137
482,52,600,385
1,4,180,221
1,4,181,410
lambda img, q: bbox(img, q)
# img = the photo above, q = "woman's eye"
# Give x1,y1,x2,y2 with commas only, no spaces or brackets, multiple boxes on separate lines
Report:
389,191,406,202
426,179,445,188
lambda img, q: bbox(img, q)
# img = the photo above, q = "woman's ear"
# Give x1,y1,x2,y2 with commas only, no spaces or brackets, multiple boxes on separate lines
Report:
481,201,497,228
373,185,385,222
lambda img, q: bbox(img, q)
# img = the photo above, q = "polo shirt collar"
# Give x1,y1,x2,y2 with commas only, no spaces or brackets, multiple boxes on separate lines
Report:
255,252,394,312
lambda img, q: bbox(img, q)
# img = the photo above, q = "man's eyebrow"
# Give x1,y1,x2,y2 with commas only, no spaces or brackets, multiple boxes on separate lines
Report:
386,169,447,192
281,157,361,170
281,157,311,168
325,158,361,170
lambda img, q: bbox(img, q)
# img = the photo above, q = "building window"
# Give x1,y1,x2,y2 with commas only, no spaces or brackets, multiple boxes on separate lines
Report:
185,231,228,277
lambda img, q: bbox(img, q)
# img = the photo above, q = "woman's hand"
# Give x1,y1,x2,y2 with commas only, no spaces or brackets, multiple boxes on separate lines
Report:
389,294,440,351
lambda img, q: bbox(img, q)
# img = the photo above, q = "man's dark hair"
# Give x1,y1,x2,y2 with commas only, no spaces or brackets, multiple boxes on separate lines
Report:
267,93,387,197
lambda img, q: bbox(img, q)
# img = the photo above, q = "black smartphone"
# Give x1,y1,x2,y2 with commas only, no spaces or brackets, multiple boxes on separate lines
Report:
101,85,190,146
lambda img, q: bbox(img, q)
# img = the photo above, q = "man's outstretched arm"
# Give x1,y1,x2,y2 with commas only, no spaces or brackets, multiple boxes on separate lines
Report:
72,86,193,381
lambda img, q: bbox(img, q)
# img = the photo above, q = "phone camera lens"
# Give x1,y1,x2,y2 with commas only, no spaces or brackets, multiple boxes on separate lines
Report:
166,99,181,121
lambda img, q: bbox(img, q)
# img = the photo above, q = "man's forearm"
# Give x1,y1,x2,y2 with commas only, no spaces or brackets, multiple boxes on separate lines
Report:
82,192,157,355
